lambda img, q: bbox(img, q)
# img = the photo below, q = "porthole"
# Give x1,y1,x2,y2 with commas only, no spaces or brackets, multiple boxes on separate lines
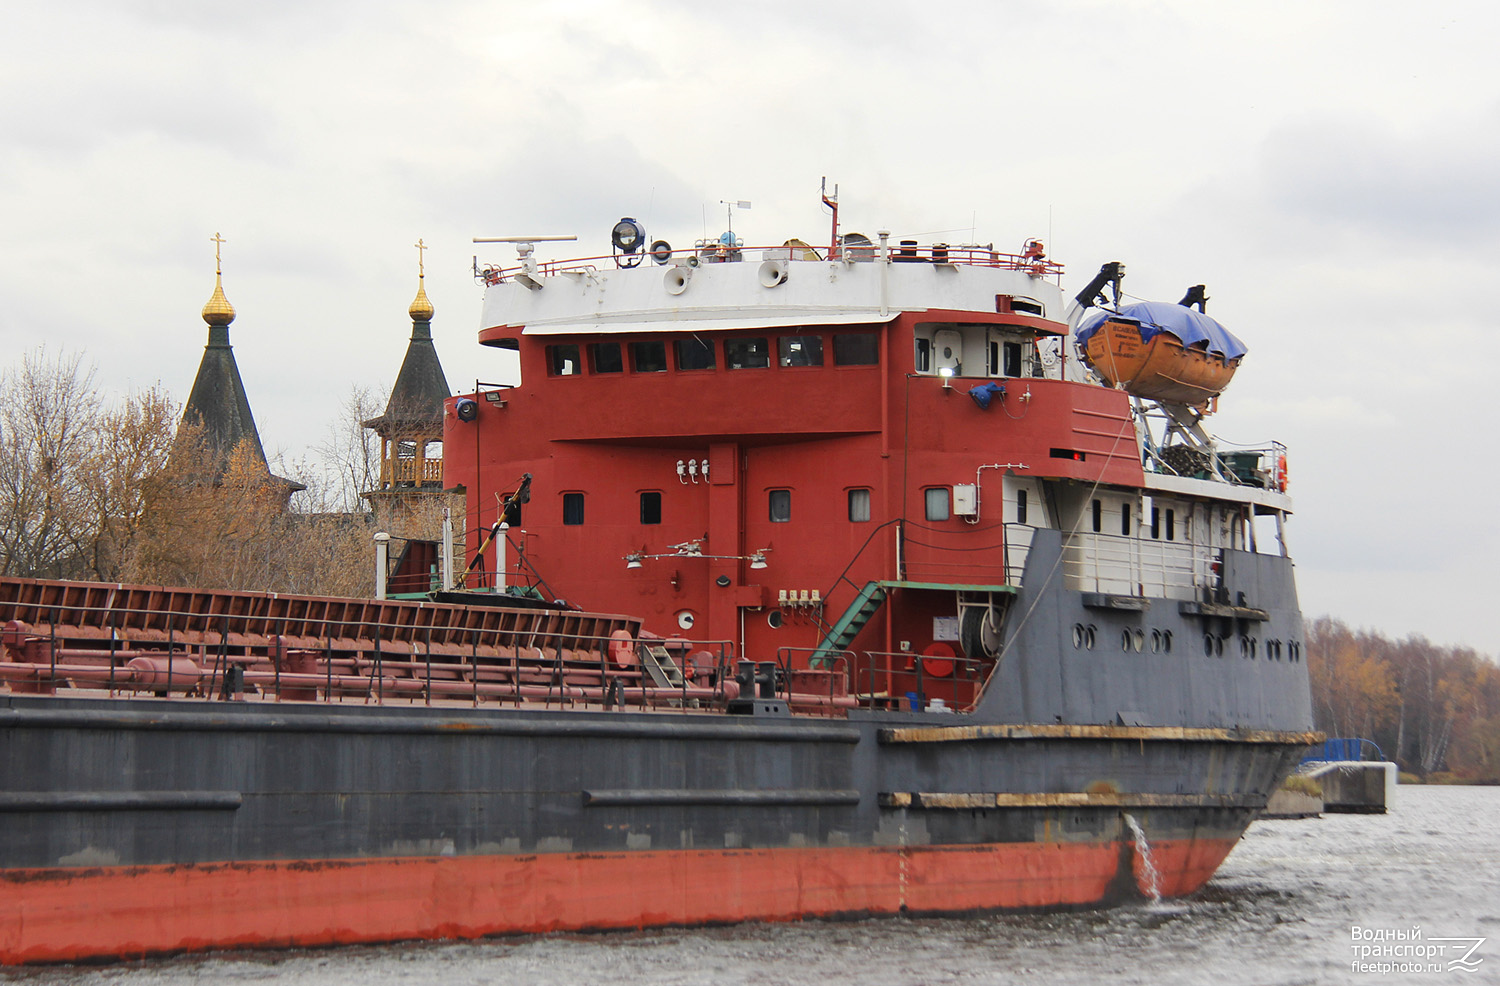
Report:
1132,629,1145,652
1073,624,1085,649
1163,630,1173,653
1150,629,1162,653
1085,625,1097,650
1204,634,1215,658
1215,635,1224,657
767,610,784,629
1122,629,1133,652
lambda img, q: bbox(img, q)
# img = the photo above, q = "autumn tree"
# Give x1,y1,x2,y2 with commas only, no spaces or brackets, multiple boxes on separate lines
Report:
125,428,375,597
0,348,177,581
1307,616,1500,780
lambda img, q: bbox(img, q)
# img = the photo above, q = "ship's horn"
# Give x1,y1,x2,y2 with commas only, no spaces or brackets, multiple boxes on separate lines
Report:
757,259,789,287
664,266,692,296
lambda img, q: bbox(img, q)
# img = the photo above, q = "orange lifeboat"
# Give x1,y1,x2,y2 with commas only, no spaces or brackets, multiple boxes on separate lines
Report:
1076,301,1246,408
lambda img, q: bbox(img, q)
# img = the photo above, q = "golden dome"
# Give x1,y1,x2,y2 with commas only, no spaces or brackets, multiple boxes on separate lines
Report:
409,278,435,322
201,273,236,326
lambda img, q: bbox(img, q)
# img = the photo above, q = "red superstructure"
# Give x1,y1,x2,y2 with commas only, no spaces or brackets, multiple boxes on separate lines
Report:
446,221,1144,711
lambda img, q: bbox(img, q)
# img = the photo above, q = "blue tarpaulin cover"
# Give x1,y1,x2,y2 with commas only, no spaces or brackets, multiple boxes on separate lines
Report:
1076,301,1247,360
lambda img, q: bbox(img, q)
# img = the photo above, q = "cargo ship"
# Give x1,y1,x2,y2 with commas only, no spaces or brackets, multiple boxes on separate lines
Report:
0,188,1316,963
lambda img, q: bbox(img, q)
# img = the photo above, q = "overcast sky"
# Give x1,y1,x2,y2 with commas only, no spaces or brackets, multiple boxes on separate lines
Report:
3,1,1496,652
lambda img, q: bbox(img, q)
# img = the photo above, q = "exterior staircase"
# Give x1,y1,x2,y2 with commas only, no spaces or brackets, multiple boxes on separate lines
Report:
810,581,891,666
640,641,684,688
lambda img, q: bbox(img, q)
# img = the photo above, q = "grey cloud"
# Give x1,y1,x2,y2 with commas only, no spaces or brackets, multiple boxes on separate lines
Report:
1258,109,1500,245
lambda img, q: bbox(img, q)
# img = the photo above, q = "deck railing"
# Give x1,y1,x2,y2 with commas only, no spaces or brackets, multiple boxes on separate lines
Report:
1061,531,1213,599
480,243,1064,285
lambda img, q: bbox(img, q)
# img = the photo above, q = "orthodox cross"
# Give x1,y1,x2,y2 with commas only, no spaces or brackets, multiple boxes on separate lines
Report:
415,238,427,278
212,232,226,274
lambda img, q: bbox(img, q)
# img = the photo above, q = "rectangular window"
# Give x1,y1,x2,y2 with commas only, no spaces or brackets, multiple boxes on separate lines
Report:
1151,507,1160,539
630,341,667,372
1091,499,1102,533
640,491,662,525
547,344,581,376
925,487,950,522
1004,341,1023,377
1165,508,1176,541
915,338,932,373
589,342,623,374
562,492,584,526
987,340,999,375
833,332,879,366
769,489,791,523
675,337,716,371
848,488,871,523
1017,489,1028,525
1121,502,1131,536
725,337,769,369
778,334,823,367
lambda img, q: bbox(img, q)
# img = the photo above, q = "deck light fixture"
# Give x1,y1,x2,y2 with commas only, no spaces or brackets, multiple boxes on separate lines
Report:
626,544,771,569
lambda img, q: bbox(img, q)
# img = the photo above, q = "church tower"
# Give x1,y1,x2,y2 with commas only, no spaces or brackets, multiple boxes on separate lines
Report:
362,240,456,529
180,233,302,494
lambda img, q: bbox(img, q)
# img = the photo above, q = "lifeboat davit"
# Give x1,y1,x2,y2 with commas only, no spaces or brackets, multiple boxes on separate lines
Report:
1076,301,1247,407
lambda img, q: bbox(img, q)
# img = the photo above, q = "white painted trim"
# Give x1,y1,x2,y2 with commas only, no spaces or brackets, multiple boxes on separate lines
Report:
1143,472,1294,512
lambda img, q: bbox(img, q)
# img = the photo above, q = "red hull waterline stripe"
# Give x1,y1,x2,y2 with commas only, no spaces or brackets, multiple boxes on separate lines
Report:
0,838,1237,964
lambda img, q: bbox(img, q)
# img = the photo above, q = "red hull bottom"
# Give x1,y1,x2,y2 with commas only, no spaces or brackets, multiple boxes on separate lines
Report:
0,838,1237,964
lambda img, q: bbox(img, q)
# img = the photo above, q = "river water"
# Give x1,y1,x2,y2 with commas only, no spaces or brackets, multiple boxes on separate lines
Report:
7,786,1496,986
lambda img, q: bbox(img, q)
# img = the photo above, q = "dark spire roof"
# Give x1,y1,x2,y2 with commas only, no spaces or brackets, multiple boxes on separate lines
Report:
364,305,451,436
184,298,268,468
179,249,303,494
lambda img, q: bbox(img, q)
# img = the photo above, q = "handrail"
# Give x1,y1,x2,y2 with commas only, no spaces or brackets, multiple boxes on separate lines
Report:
479,243,1065,285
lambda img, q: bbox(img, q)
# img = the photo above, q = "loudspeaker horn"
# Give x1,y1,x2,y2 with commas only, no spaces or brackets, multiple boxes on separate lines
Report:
664,266,692,296
758,259,789,287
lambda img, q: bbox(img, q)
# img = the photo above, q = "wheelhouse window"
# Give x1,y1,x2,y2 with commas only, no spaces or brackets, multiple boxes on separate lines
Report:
769,489,791,523
1091,499,1102,533
675,337,716,371
1166,508,1176,541
833,332,879,366
725,337,769,369
630,341,667,372
1121,502,1132,536
547,344,581,376
925,487,950,522
778,335,823,367
1016,489,1028,524
562,492,584,526
640,491,662,525
848,488,871,523
589,342,623,374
